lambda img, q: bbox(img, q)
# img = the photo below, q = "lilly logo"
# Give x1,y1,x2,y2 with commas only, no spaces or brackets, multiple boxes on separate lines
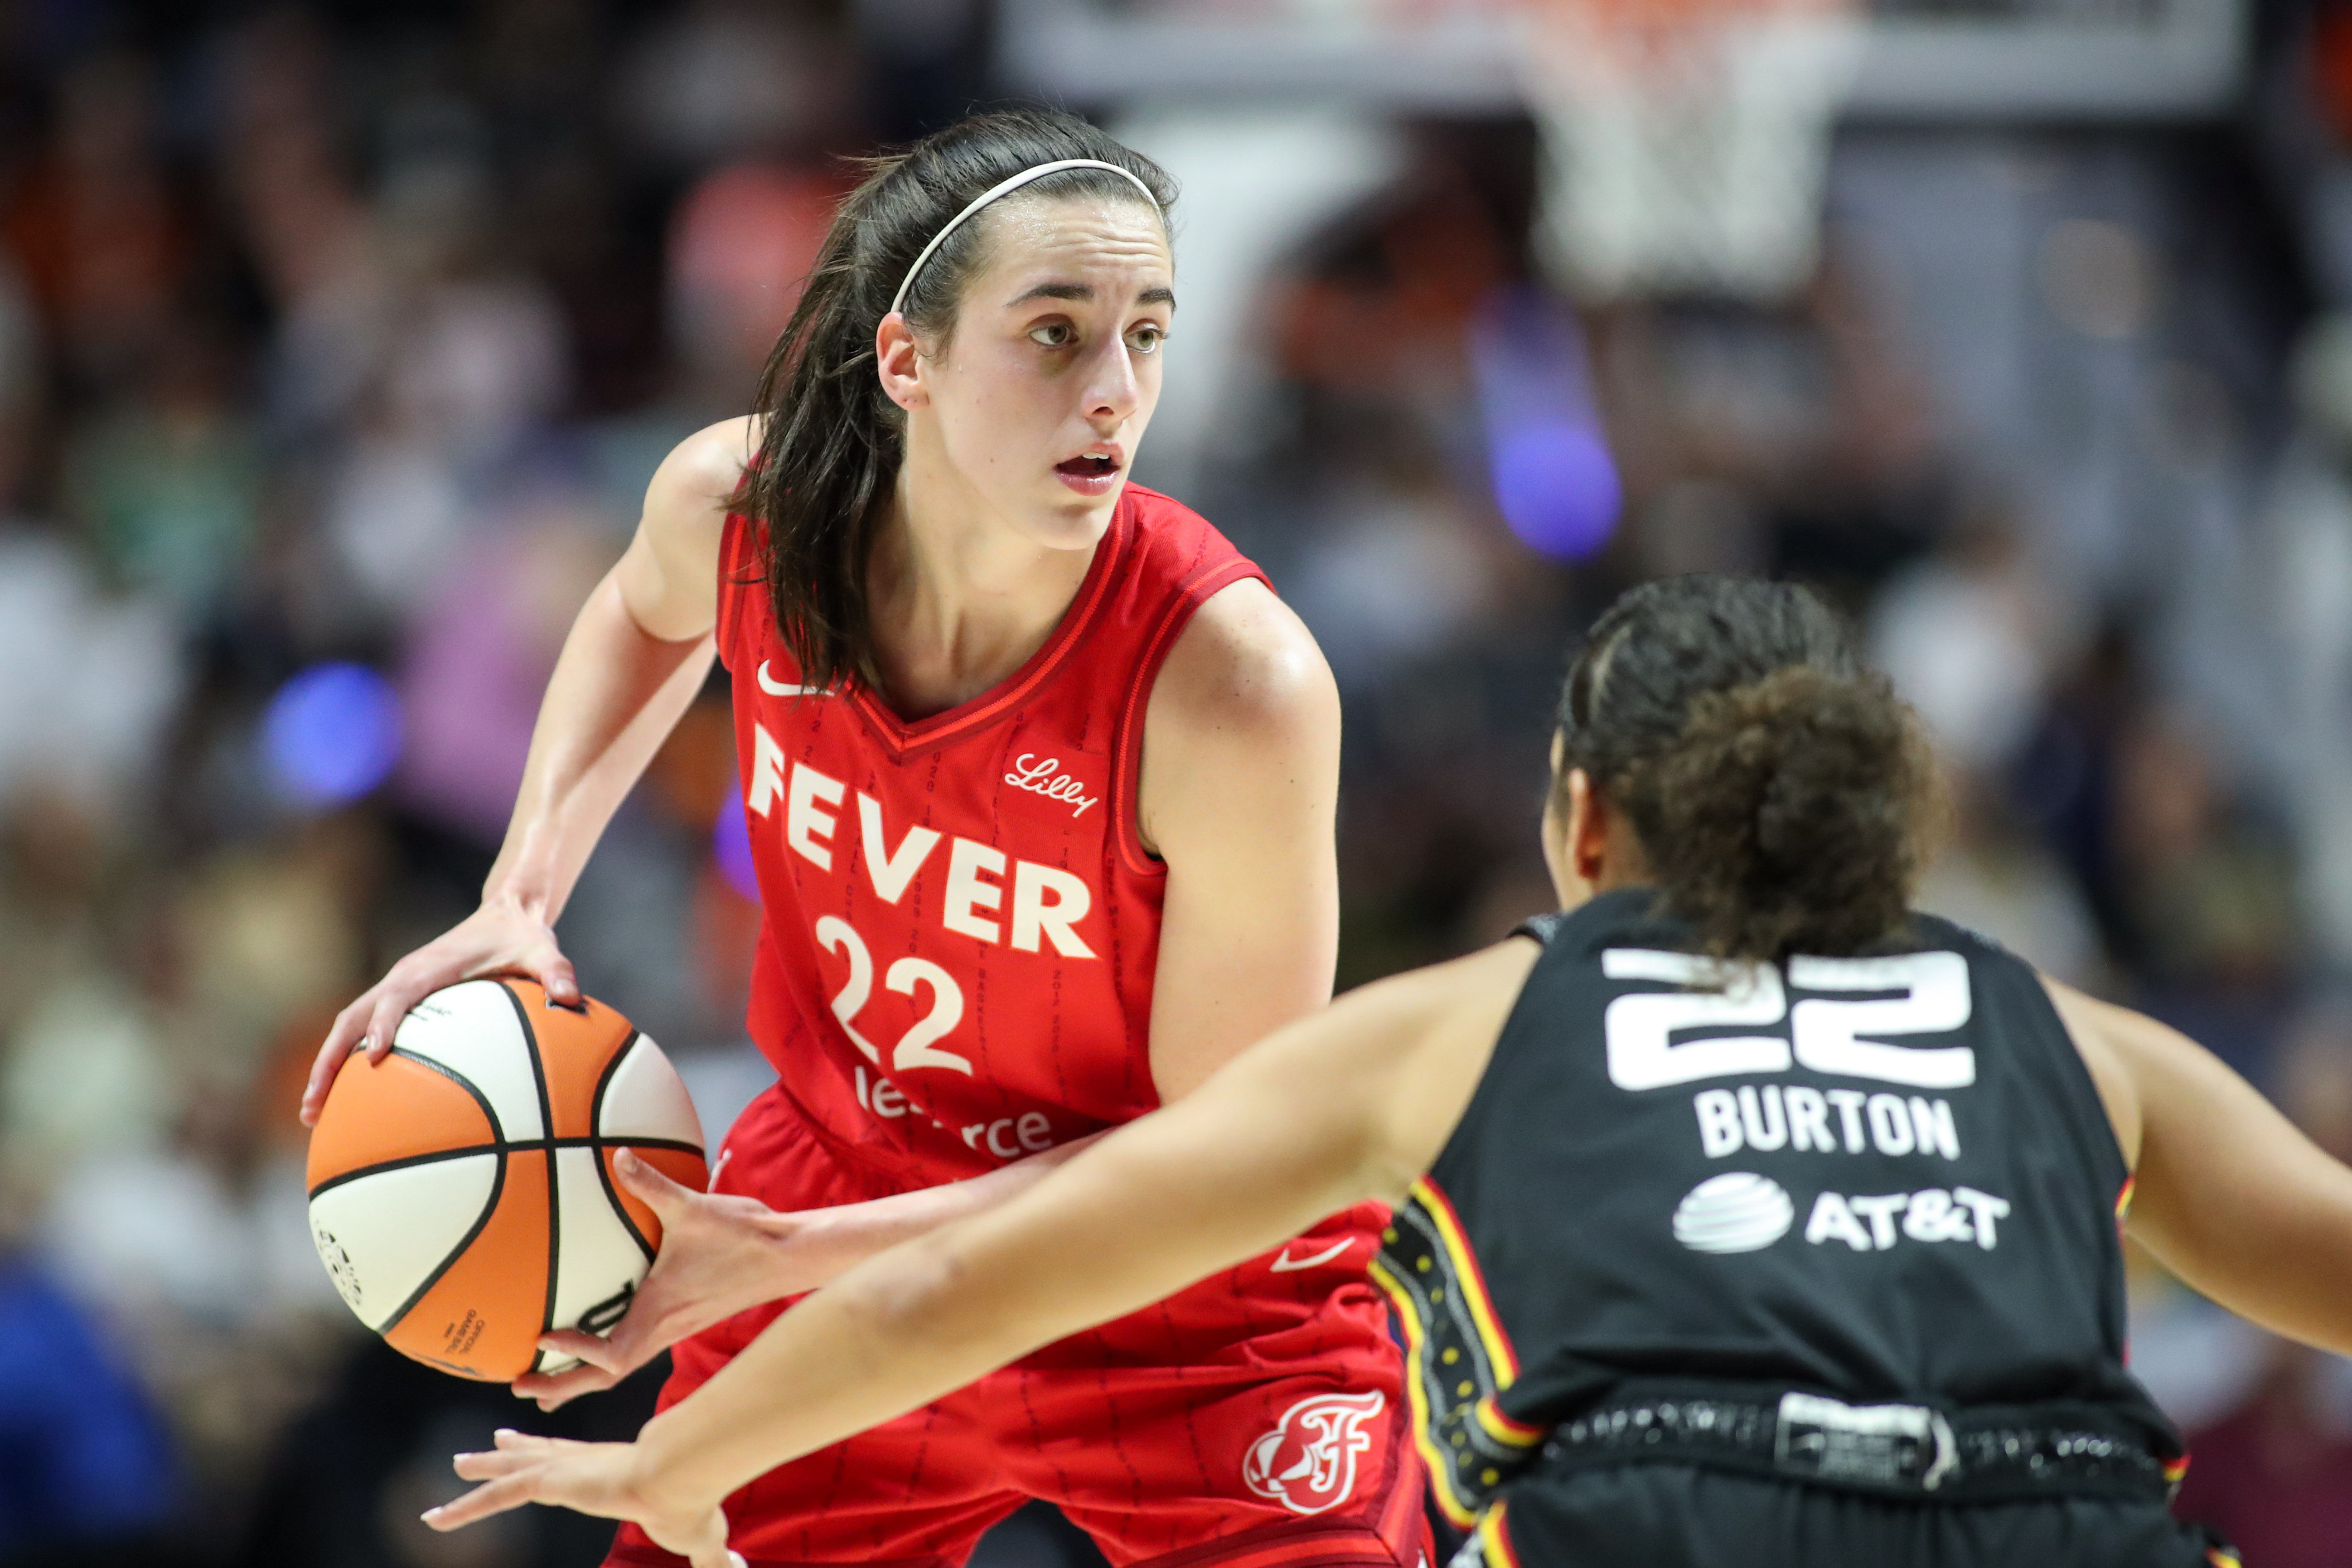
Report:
1004,754,1099,818
1242,1390,1385,1516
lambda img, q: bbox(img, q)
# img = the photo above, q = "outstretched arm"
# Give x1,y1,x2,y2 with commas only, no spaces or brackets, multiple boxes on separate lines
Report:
427,938,1539,1545
514,1130,1110,1409
2047,978,2352,1355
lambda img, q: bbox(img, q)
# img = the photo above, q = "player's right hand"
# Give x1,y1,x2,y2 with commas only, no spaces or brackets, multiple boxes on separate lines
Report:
300,898,579,1127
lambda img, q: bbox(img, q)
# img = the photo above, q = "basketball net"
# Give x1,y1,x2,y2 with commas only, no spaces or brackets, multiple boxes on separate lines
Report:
1511,0,1861,301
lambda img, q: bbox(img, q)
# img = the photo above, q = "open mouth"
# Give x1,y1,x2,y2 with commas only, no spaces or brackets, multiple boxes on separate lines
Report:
1054,451,1123,495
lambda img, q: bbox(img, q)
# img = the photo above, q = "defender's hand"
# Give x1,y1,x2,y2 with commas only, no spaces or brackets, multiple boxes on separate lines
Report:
513,1152,845,1412
301,899,579,1126
427,1430,739,1568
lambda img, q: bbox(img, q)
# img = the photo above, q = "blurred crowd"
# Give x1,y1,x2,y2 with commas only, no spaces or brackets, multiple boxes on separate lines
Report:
3,1,2352,1565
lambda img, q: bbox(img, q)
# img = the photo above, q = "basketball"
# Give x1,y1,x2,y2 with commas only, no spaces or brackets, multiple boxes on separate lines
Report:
305,978,708,1382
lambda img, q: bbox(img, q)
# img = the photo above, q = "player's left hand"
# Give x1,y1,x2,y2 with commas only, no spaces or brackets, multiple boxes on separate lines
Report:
512,1151,848,1412
425,1429,740,1568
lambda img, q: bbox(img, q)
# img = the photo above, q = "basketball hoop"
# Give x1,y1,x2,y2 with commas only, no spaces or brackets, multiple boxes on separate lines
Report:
1511,0,1862,301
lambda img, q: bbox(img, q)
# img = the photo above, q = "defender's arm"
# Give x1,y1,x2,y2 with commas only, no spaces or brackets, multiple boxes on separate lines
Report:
430,938,1537,1540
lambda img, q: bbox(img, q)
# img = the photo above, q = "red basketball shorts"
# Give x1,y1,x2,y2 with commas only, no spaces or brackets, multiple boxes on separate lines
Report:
605,1085,1428,1568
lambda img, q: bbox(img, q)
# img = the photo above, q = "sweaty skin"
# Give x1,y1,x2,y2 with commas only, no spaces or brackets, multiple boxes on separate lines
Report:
428,765,2352,1564
301,191,1343,1415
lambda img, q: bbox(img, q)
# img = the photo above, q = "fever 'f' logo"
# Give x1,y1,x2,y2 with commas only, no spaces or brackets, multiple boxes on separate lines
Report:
1242,1390,1386,1516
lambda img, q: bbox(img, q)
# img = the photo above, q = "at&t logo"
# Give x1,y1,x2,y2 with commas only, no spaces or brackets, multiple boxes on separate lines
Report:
1242,1390,1385,1516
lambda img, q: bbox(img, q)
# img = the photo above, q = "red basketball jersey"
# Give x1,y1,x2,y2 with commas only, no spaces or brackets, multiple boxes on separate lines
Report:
717,485,1266,1181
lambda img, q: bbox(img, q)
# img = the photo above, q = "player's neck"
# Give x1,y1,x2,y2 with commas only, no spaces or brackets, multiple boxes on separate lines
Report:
865,464,1099,720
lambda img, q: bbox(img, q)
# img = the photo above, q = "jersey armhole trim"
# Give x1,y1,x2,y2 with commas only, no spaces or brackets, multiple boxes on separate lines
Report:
1440,931,1563,1191
1108,559,1272,879
715,511,751,673
1510,911,1568,947
2008,958,2135,1195
1998,952,2145,1370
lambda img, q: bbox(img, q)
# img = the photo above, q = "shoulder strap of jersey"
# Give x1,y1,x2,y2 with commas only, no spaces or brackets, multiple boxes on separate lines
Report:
1510,889,1665,952
1513,911,1568,945
1103,488,1272,877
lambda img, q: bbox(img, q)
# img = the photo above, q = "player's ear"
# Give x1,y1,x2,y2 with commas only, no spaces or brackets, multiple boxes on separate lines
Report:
1544,765,1604,909
1569,769,1612,886
877,312,928,411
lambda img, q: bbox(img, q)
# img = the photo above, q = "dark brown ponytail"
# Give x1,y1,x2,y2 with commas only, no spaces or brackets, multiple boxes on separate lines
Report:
736,109,1176,695
1556,576,1945,961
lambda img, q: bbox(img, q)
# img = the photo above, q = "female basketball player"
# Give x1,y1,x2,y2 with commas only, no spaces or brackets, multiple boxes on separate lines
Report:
425,575,2303,1567
304,111,1427,1567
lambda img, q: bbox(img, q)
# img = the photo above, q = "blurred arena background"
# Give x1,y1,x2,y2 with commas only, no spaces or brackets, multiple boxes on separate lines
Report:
2,0,2350,1562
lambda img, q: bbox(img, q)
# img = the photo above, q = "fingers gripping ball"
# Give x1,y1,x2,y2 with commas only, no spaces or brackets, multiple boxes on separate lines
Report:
305,979,707,1381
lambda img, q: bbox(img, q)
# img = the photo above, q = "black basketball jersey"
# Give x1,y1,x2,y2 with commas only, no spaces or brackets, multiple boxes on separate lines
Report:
1370,888,2181,1529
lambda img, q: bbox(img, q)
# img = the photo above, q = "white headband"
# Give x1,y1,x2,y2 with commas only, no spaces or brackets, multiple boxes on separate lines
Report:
888,159,1162,320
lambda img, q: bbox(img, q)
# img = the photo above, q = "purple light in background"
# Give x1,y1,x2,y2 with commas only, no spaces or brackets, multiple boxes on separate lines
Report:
1470,286,1621,561
262,662,403,807
1490,422,1621,561
714,784,759,901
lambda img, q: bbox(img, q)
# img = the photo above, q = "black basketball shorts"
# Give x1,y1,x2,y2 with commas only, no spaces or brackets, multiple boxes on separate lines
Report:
1461,1462,2237,1568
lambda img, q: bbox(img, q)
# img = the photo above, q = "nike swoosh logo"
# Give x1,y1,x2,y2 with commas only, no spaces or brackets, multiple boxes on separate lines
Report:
757,661,828,698
1269,1239,1356,1273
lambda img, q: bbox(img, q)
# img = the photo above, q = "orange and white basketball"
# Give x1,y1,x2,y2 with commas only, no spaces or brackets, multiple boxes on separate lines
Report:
305,978,707,1382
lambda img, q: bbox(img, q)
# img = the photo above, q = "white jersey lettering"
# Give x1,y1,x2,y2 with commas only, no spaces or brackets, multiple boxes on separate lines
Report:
1011,861,1096,958
858,792,941,904
943,838,1007,944
1801,1186,2013,1252
747,722,789,819
1786,1086,1834,1151
787,763,845,870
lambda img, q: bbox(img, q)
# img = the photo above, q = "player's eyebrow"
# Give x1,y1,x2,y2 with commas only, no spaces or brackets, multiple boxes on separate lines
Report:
1010,282,1177,309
